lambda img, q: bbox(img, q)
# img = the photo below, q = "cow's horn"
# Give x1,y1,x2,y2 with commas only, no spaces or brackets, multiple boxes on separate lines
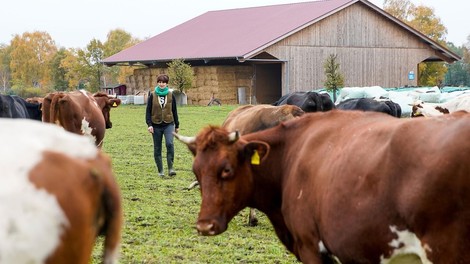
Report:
228,131,239,142
173,132,196,144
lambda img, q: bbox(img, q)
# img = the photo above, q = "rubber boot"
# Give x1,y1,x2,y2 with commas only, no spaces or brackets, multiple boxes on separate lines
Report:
168,160,176,176
156,158,164,177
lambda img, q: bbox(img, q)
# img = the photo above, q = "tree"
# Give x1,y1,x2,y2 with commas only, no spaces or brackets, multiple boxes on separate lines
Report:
383,0,414,21
75,39,105,92
384,0,448,86
103,29,142,86
50,48,69,91
9,31,57,91
0,44,12,92
323,54,344,102
60,48,87,90
167,59,194,94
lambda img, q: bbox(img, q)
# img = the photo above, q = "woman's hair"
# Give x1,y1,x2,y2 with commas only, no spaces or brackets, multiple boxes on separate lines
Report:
157,74,169,83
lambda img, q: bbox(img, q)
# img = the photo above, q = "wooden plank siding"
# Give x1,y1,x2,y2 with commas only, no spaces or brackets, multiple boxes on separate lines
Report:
265,2,436,91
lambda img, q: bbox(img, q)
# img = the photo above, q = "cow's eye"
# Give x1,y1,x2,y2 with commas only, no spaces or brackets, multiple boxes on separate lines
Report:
221,165,233,179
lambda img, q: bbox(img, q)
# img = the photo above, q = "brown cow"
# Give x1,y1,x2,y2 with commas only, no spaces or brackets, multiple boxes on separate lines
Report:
0,119,122,264
188,104,304,225
222,104,304,134
176,110,470,263
43,90,121,147
222,104,304,226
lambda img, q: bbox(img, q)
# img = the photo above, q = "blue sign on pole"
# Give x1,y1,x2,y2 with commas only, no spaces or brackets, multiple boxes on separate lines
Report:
408,71,415,80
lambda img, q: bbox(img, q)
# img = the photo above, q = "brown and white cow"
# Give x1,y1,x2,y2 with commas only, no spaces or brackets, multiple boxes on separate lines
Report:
411,94,470,117
0,119,122,264
410,100,450,117
176,110,470,263
43,90,121,147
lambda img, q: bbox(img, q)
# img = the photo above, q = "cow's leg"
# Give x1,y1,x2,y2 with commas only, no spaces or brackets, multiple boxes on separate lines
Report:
296,242,329,264
248,208,258,226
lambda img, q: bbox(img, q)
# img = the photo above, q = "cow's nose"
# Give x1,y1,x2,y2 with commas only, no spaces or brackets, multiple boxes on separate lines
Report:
196,219,222,236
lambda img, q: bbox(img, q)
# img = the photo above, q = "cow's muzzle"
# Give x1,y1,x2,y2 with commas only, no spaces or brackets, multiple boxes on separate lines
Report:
196,218,227,236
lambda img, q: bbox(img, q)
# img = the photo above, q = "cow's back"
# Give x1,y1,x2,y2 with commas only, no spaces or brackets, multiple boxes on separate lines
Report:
337,98,401,117
265,111,470,262
222,104,304,134
273,91,334,112
51,91,106,146
0,95,28,118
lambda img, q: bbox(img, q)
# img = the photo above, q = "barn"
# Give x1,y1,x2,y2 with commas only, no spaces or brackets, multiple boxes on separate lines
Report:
102,0,460,105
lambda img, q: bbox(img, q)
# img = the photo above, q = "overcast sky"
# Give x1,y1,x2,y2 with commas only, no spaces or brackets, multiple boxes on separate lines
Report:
2,0,468,49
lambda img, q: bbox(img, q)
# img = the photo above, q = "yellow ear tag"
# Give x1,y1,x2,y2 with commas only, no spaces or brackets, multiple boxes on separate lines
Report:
113,102,118,107
251,150,260,165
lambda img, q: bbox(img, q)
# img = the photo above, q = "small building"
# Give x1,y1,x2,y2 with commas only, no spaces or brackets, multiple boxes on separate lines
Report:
101,84,127,96
102,0,460,105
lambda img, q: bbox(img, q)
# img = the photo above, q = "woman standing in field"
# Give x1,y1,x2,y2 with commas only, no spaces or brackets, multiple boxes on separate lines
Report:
146,74,179,177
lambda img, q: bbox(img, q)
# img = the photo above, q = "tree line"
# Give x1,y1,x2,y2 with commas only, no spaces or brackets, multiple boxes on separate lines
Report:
1,0,470,98
0,29,140,97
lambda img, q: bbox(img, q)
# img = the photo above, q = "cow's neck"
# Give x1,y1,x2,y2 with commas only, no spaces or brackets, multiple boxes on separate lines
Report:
247,132,286,211
249,140,295,253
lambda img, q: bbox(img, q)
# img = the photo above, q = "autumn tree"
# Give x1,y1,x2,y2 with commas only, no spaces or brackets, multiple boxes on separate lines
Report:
103,29,141,86
9,31,57,94
59,48,86,90
0,44,11,92
323,54,344,102
383,0,414,21
384,0,448,86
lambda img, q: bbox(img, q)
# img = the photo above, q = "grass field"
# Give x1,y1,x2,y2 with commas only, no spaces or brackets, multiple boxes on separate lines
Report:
93,104,299,263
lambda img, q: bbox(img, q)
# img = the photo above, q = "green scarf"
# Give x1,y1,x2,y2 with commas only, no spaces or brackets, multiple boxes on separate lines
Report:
155,86,169,96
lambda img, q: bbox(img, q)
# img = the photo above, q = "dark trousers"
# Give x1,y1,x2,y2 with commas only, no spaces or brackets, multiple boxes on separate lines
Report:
151,123,175,173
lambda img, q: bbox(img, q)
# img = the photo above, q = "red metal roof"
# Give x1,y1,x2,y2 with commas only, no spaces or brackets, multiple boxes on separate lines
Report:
102,0,355,64
102,0,460,65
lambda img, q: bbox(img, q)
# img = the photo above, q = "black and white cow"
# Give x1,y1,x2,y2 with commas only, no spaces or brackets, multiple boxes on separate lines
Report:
336,98,402,117
0,94,42,120
272,91,335,112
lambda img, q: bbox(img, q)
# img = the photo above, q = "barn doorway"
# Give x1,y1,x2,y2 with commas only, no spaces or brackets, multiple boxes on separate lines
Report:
253,63,282,104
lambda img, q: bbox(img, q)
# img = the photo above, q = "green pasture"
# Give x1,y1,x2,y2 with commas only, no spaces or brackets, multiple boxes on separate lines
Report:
93,104,298,263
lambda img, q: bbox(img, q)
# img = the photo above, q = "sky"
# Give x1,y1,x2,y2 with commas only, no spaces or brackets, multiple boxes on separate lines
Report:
2,0,469,49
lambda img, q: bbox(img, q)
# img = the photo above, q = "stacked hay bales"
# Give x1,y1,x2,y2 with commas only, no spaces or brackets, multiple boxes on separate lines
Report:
130,65,253,105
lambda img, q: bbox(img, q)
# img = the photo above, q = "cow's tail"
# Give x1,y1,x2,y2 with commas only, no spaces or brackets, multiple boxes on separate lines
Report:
50,92,66,125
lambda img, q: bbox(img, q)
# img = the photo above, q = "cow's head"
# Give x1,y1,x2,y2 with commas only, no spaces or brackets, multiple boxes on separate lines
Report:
280,105,304,119
93,93,121,129
175,126,269,236
410,100,425,117
302,91,335,112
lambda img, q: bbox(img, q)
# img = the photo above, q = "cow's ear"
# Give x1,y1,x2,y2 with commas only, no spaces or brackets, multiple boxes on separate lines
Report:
109,99,121,108
244,141,270,165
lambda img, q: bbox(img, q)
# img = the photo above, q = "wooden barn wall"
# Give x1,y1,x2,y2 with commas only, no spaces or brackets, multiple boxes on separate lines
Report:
265,2,437,92
128,65,253,105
